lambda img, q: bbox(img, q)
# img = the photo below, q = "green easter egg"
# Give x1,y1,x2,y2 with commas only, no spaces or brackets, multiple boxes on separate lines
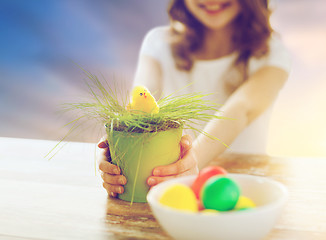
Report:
201,176,240,211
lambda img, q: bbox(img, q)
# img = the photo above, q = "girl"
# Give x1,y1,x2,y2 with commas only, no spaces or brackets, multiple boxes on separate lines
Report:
99,0,291,197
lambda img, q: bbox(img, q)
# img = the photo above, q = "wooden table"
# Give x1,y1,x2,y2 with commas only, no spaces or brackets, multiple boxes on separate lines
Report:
0,137,325,240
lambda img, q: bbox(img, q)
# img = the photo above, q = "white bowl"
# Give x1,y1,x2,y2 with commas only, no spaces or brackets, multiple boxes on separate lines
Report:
147,174,288,240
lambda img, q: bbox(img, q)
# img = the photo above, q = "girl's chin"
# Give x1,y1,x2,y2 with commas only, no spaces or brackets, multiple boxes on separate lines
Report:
202,20,230,31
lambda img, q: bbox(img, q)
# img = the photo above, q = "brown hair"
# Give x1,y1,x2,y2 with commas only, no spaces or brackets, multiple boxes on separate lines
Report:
168,0,273,91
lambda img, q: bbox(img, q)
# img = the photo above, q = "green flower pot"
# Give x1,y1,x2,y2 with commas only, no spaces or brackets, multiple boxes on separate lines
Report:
108,127,182,203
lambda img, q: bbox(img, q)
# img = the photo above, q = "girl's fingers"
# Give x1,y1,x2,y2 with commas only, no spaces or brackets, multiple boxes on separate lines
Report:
98,159,121,175
98,136,109,148
109,192,118,198
147,175,176,186
147,168,197,187
180,134,192,158
100,134,195,194
98,136,124,198
103,182,124,195
153,152,197,176
97,136,111,159
98,140,108,148
101,173,127,185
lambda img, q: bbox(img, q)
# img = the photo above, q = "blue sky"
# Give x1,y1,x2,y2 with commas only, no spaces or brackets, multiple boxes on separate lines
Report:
0,0,168,141
0,0,168,71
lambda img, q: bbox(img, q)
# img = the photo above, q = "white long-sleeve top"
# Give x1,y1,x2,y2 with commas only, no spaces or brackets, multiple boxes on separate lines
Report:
134,26,291,154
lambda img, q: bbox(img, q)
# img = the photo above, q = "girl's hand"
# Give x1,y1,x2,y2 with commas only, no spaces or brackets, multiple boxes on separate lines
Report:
98,137,127,198
147,135,198,187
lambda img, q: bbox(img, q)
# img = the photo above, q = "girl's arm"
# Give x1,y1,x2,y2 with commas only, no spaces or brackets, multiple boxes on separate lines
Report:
151,66,289,181
194,66,289,169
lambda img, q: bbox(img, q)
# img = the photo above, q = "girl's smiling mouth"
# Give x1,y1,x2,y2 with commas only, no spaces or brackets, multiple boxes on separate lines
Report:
198,1,232,15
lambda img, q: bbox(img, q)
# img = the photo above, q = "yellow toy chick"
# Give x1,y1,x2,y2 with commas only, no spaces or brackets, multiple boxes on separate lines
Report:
127,86,159,114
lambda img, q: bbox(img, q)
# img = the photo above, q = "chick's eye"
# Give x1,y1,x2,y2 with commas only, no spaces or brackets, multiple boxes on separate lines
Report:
139,93,143,96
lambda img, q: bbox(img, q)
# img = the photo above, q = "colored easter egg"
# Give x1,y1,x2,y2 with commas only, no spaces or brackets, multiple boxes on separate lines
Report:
234,196,256,210
201,176,240,211
197,199,204,211
191,166,227,199
159,184,198,212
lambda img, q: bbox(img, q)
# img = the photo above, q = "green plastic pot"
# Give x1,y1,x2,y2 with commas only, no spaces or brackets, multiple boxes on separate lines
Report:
107,127,183,203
